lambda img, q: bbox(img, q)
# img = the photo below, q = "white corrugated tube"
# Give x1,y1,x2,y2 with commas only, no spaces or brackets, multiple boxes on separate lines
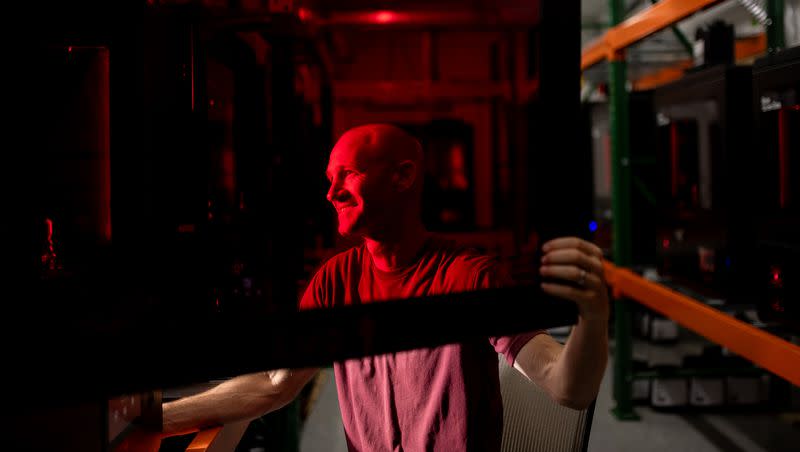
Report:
737,0,772,26
786,0,800,47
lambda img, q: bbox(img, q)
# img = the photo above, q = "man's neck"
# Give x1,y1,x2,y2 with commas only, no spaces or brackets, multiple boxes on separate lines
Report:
364,221,430,272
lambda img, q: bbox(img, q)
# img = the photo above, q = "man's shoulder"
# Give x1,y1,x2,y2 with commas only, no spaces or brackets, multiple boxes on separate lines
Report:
318,243,365,273
301,244,365,309
427,235,502,280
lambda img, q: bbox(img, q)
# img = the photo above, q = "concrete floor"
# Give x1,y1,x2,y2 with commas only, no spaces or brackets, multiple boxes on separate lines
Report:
299,369,348,452
587,362,799,452
299,338,799,452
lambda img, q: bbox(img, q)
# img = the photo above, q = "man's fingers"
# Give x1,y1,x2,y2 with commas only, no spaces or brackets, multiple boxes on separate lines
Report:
541,249,604,276
540,264,602,289
542,237,603,258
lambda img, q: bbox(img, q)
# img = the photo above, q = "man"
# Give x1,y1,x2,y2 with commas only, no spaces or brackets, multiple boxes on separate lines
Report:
163,124,609,451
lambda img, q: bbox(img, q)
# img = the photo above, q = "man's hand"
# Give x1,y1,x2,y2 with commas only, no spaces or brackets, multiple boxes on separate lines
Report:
515,237,609,409
539,237,609,323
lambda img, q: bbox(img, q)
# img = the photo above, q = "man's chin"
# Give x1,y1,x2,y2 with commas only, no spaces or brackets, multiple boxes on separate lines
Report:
337,221,367,239
337,224,359,238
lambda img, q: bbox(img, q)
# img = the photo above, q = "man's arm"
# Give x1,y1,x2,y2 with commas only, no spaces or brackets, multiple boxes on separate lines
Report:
513,237,609,410
513,319,607,409
162,367,319,435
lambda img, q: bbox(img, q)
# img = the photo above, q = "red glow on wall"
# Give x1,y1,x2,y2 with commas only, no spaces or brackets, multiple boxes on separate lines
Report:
448,144,469,190
190,31,195,112
177,224,196,233
771,266,782,285
374,11,397,24
298,7,312,21
221,148,236,196
662,238,670,249
100,49,112,241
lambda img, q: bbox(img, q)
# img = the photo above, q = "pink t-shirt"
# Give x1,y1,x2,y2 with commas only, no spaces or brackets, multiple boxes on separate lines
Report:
300,236,542,451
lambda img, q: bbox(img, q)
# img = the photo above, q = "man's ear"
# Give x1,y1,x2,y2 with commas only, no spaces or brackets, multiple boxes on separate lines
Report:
393,160,417,192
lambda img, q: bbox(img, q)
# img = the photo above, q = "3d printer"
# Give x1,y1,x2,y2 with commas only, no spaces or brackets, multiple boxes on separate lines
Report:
750,46,800,332
651,64,755,302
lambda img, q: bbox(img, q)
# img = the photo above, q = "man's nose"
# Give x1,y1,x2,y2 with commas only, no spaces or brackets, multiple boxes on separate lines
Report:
326,178,341,202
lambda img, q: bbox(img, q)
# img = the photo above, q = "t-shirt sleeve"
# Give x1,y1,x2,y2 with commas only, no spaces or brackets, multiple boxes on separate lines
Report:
299,265,326,311
474,258,545,366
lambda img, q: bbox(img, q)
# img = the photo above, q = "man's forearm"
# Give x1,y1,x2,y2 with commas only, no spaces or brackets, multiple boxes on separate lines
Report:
162,372,294,435
515,317,608,410
529,236,611,409
552,316,608,408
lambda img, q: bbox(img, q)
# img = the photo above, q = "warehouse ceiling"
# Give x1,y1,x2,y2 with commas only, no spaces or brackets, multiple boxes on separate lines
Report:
271,0,798,85
581,0,800,85
62,0,797,86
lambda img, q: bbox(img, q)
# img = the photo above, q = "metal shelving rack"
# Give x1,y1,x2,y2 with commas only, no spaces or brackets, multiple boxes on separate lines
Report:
582,0,795,420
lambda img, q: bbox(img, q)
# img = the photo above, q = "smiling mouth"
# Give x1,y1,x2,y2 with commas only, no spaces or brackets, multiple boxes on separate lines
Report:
337,204,356,213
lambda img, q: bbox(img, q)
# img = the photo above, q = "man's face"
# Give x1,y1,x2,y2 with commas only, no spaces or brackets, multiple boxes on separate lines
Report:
325,143,393,237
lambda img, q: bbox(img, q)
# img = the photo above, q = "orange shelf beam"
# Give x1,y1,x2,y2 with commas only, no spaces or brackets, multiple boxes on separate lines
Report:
581,36,608,70
735,32,767,61
112,426,226,452
632,59,692,90
581,0,725,70
603,261,800,387
186,427,223,451
112,431,166,452
632,33,767,90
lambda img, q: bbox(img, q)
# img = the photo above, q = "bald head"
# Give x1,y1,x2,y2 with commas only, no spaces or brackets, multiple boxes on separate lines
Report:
333,124,423,170
326,124,425,238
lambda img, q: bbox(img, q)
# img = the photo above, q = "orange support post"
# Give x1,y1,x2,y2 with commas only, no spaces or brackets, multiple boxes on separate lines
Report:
603,261,800,387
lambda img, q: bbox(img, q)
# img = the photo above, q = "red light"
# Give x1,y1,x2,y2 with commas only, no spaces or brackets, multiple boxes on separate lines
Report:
45,217,53,241
662,239,670,249
298,7,312,21
770,266,783,288
41,218,60,271
67,46,73,53
374,11,396,23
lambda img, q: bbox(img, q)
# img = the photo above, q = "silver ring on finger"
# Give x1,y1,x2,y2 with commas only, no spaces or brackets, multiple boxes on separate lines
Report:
578,268,587,287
